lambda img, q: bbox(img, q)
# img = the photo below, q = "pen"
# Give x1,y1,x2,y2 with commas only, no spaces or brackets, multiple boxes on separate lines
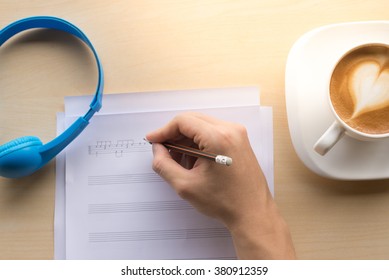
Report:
145,139,233,166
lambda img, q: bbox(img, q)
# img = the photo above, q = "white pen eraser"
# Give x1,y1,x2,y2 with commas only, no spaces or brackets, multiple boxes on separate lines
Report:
215,155,233,166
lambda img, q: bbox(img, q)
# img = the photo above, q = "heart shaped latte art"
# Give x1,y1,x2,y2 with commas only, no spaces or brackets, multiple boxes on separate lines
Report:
349,61,389,118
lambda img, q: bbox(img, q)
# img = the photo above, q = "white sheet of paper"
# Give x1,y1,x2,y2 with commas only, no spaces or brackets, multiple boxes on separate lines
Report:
64,106,272,259
55,87,272,259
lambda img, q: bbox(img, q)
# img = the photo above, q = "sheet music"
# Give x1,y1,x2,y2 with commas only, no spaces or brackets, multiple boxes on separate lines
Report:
64,106,273,259
55,87,272,259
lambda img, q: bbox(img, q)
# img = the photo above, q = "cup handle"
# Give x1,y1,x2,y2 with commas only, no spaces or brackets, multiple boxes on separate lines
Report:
314,121,345,155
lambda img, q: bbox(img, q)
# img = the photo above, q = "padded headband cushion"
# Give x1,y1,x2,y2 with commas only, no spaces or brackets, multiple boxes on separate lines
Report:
0,136,42,158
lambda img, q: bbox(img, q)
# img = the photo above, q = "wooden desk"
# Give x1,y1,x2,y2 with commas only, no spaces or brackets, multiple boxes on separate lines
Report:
1,0,389,259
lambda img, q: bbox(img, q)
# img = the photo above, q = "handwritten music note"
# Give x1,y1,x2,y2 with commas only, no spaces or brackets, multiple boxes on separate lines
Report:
88,139,150,157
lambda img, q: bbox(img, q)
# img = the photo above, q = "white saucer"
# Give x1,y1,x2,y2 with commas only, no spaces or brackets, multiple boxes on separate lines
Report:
285,21,389,180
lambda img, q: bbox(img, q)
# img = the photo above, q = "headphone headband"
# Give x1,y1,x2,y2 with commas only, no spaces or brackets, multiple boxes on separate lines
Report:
0,16,104,178
0,16,104,114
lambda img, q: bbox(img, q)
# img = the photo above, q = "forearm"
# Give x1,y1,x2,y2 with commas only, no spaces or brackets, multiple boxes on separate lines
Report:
227,201,296,260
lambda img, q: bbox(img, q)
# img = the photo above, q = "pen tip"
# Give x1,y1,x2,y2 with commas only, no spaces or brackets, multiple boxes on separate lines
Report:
143,137,152,144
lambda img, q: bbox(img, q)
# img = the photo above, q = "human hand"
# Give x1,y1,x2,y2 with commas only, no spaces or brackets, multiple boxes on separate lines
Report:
146,112,295,259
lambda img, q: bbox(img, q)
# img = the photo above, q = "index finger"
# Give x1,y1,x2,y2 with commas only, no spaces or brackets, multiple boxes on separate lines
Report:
146,113,216,146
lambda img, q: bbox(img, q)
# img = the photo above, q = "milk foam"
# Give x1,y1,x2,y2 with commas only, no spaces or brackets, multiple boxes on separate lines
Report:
349,61,389,118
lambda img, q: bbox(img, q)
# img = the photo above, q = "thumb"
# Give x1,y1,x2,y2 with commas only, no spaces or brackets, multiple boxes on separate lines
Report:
151,143,188,188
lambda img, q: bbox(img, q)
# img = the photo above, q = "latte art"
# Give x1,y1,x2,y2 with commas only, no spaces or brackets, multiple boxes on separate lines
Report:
330,45,389,134
350,61,389,118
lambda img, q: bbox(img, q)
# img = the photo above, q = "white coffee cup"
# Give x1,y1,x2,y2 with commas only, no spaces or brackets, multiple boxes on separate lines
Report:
314,43,389,156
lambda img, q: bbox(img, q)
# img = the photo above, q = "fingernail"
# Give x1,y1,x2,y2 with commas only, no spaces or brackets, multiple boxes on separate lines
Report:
152,143,162,155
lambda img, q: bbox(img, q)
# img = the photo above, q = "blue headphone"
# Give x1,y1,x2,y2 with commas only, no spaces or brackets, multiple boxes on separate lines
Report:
0,16,104,178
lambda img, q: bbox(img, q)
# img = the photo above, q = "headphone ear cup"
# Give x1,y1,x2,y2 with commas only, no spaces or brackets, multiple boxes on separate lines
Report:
0,136,43,178
0,136,42,157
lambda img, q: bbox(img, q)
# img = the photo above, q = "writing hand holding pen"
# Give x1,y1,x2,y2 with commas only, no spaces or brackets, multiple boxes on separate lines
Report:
146,112,296,260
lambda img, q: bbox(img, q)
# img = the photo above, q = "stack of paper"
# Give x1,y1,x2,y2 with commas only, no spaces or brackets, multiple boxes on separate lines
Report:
55,87,273,259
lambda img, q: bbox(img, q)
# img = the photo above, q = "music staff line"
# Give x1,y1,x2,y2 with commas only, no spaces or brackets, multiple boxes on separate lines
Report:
88,172,163,186
88,139,150,157
89,227,231,243
88,200,193,214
